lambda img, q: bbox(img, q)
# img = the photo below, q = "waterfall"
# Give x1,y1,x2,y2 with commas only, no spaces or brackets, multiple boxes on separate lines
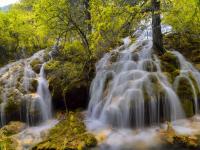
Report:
0,50,52,126
86,24,200,149
87,29,185,129
36,63,52,122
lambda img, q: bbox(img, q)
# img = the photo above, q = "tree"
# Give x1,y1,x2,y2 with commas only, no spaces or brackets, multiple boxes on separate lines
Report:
84,0,92,33
151,0,165,54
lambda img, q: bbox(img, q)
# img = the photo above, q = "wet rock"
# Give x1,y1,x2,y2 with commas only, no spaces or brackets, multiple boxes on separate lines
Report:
174,76,196,117
30,78,38,92
30,59,42,74
110,51,119,63
160,51,180,73
0,121,26,136
132,52,139,61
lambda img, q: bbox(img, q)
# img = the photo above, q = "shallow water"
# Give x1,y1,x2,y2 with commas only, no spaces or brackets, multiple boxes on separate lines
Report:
13,119,58,150
87,115,200,150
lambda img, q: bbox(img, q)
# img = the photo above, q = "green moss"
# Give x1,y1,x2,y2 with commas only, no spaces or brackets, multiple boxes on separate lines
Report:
181,99,194,118
176,76,195,117
4,97,20,114
189,72,200,97
160,51,180,82
142,74,165,102
30,58,42,73
0,122,23,150
30,78,38,92
0,121,25,136
0,136,15,150
33,112,97,150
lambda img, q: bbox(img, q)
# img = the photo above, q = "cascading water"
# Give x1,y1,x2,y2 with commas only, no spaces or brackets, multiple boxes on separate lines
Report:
87,30,184,129
172,51,200,114
86,24,200,149
0,50,52,126
36,63,52,122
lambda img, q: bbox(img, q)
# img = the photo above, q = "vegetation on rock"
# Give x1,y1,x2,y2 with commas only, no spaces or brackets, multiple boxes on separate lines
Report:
33,112,97,150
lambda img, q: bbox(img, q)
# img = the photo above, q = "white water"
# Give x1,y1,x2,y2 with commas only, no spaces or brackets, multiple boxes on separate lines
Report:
36,63,52,122
88,32,184,129
0,50,52,126
87,24,200,149
14,120,58,150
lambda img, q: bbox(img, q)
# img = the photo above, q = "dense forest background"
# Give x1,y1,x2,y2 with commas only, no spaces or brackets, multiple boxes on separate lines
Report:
0,0,199,65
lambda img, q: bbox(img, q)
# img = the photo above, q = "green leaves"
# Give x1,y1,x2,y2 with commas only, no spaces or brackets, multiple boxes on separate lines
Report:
163,0,200,34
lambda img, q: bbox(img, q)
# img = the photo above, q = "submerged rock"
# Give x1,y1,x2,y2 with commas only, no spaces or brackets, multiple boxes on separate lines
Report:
160,123,200,150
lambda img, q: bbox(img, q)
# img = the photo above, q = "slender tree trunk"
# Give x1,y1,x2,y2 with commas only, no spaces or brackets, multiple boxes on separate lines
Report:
151,0,165,55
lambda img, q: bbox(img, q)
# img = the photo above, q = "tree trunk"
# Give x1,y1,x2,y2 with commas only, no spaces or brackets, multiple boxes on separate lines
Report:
151,0,165,55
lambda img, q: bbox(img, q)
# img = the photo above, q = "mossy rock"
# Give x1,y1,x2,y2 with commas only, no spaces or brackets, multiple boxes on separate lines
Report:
143,74,165,102
33,112,97,150
4,97,20,114
175,76,195,117
110,51,119,63
30,78,38,92
132,52,139,61
44,59,89,110
160,51,180,69
0,121,26,136
160,51,180,82
30,58,42,74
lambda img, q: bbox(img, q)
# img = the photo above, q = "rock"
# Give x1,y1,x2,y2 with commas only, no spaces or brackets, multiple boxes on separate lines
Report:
175,76,196,117
44,60,90,111
30,59,42,74
110,51,119,63
160,123,200,149
0,121,26,136
30,78,38,92
33,112,97,150
132,52,139,61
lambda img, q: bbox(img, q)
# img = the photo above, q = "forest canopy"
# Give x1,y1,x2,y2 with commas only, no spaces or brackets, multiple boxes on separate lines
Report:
0,0,199,66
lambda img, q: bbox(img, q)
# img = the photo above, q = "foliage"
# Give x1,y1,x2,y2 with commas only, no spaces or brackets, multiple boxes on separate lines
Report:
90,0,142,56
163,0,200,35
0,1,51,65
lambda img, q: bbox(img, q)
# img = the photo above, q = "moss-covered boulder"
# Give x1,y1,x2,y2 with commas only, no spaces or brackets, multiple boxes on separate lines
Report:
159,51,182,85
33,112,97,150
44,59,90,110
30,58,42,74
174,74,200,117
0,121,26,136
